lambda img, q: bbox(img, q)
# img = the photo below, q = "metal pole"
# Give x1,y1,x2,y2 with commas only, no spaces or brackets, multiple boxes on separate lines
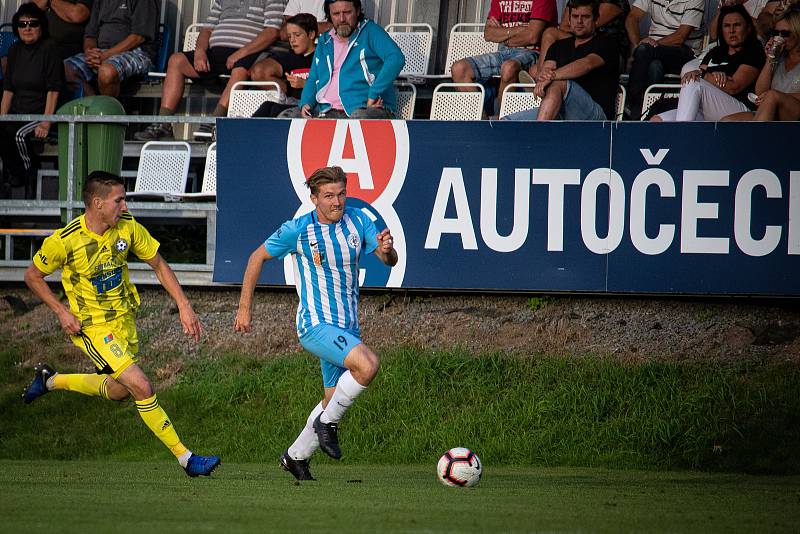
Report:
67,121,76,222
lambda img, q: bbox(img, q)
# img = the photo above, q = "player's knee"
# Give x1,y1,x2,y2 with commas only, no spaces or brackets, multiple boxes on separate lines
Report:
361,351,380,382
106,381,130,401
126,376,154,399
348,348,379,384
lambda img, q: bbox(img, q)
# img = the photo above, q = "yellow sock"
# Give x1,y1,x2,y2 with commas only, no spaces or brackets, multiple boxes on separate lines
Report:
52,374,110,400
135,394,189,458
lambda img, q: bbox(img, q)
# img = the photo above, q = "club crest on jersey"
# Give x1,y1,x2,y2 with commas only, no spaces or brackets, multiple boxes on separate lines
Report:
114,238,128,252
287,119,409,287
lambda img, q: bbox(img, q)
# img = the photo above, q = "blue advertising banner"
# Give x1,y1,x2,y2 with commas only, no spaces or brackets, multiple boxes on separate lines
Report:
214,118,799,295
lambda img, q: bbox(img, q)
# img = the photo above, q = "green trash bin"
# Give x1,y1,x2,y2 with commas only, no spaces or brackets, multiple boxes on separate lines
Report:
57,96,126,222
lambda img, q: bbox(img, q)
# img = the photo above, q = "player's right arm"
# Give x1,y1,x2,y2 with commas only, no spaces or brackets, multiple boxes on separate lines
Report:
24,264,81,335
234,245,274,333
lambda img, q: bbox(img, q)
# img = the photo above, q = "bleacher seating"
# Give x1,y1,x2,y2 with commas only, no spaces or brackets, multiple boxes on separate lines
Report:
641,83,682,121
0,23,17,59
616,85,626,121
183,22,211,53
443,23,498,77
385,23,434,77
430,82,485,120
227,81,283,118
394,81,417,119
499,83,541,119
146,22,173,80
181,141,216,199
127,141,191,200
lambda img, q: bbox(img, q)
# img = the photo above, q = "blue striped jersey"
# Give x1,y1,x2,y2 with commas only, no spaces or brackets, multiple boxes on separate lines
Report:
265,206,379,336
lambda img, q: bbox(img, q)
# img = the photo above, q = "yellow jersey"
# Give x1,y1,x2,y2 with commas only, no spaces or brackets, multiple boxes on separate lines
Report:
33,212,160,327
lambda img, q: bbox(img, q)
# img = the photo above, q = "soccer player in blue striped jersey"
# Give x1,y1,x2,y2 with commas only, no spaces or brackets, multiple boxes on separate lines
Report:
235,165,397,480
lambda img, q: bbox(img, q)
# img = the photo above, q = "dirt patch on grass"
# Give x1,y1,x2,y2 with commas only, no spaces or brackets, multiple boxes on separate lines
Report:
4,286,800,382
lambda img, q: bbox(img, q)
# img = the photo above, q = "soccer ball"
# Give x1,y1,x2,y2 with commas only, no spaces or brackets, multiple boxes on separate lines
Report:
437,447,482,487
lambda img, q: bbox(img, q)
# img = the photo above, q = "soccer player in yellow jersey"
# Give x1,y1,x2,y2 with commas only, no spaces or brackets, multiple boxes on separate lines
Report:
22,170,221,477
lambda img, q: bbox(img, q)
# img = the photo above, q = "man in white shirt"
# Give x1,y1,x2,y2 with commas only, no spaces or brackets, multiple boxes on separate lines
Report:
625,0,705,118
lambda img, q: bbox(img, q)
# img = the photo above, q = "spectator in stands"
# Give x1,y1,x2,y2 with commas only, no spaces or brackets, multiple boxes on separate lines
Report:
530,0,630,78
723,3,800,120
282,0,331,37
30,0,92,60
679,0,777,78
63,0,159,97
281,0,404,119
450,0,558,111
251,13,317,117
709,0,774,43
135,0,286,140
624,0,705,119
0,3,62,199
248,0,330,89
652,4,765,121
504,0,620,120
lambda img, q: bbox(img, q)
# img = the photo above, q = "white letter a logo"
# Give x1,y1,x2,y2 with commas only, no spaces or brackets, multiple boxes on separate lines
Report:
327,121,374,189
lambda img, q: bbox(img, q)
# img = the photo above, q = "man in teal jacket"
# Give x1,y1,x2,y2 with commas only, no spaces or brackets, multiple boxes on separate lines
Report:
281,0,405,118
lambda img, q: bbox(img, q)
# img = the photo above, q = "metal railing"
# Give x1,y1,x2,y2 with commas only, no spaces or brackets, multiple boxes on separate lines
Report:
0,114,217,286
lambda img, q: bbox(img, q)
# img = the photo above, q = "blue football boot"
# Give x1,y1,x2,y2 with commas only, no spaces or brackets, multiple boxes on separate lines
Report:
184,454,221,477
22,363,56,404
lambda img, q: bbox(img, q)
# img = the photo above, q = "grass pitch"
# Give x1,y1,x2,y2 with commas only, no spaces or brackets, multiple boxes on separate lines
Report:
1,460,798,533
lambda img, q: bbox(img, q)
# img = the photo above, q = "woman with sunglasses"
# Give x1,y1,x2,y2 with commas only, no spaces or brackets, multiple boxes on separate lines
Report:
0,3,63,198
651,4,765,122
723,4,800,120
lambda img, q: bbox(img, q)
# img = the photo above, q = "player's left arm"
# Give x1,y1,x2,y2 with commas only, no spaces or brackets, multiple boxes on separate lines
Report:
143,253,202,341
373,229,398,267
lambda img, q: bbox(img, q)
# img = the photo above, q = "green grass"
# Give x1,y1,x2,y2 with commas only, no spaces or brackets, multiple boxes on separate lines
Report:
2,348,800,473
1,461,798,533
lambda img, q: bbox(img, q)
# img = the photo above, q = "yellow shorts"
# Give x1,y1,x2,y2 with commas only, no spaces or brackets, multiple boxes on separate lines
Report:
71,314,139,379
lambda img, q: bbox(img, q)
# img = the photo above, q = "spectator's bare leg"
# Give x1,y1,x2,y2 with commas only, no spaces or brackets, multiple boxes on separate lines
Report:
250,58,288,94
451,59,477,89
536,79,567,120
97,63,121,97
498,59,522,112
720,111,755,121
65,64,93,96
219,66,250,111
754,90,800,121
162,52,200,112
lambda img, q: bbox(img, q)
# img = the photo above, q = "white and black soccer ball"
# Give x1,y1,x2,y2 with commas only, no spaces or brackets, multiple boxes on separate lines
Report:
437,447,482,487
